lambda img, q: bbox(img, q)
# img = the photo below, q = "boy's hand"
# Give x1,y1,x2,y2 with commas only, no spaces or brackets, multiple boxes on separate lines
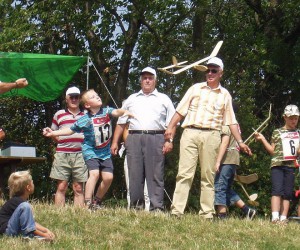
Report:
215,162,221,172
123,110,135,119
254,132,265,142
110,142,119,155
45,229,55,240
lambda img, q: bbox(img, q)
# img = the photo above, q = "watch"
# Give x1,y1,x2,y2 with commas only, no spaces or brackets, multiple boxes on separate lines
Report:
168,138,173,143
237,139,244,144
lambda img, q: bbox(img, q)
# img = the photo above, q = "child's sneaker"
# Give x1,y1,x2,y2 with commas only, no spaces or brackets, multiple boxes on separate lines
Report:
279,219,289,225
217,213,228,220
246,208,256,220
85,200,92,209
88,200,104,211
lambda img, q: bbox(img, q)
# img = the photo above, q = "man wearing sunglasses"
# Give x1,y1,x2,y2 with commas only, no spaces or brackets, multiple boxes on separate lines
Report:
164,57,252,219
49,86,88,207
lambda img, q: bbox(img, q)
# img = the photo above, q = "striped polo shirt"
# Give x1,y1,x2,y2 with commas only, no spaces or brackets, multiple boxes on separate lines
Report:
51,109,84,153
176,82,237,130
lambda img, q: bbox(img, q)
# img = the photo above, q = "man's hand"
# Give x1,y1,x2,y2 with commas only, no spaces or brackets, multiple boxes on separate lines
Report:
15,78,28,89
162,141,173,155
239,143,252,156
43,127,54,137
164,128,174,141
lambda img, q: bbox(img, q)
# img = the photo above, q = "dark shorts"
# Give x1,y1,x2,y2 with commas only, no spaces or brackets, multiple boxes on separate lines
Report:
271,166,295,200
85,158,114,173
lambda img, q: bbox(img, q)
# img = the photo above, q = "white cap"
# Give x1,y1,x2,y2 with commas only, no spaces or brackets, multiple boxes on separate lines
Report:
283,105,300,117
207,57,224,70
140,67,157,78
66,86,80,96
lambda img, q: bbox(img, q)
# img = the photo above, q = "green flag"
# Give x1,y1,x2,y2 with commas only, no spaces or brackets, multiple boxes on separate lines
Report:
0,52,87,102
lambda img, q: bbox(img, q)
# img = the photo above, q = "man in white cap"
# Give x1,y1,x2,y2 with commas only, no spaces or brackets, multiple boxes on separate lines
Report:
49,86,88,207
111,67,175,211
164,57,252,219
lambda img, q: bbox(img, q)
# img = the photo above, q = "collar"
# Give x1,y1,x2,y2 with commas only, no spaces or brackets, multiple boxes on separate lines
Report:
280,127,299,132
199,82,225,93
87,107,104,117
136,88,158,96
65,108,83,116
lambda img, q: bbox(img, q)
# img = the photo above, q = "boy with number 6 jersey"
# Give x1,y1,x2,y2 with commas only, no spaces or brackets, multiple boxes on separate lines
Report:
43,89,134,210
255,104,300,224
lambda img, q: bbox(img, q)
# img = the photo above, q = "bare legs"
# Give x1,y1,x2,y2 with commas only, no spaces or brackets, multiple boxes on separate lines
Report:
54,180,84,207
84,170,113,203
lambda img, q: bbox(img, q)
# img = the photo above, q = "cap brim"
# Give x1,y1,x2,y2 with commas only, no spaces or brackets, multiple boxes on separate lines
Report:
207,63,220,67
140,71,155,75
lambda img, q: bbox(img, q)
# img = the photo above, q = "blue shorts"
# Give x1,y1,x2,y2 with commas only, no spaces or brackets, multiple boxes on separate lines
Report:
85,158,114,173
271,166,295,200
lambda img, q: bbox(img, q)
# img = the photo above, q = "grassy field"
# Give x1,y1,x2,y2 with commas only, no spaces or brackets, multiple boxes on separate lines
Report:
0,202,300,250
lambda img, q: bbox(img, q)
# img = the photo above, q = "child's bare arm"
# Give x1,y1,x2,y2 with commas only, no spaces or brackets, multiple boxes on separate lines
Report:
214,134,230,172
254,132,275,155
112,109,135,118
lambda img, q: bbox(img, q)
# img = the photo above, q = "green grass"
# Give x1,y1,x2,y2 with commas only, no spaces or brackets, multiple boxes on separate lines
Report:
0,202,300,249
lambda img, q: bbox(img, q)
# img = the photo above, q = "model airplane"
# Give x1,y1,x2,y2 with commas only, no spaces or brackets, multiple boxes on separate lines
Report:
158,40,223,75
158,56,208,74
157,56,188,75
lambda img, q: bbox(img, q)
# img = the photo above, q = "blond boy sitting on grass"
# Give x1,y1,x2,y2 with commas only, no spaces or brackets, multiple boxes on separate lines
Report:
0,171,55,241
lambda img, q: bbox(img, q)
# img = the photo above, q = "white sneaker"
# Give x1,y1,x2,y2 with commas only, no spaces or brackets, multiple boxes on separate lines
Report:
246,208,256,220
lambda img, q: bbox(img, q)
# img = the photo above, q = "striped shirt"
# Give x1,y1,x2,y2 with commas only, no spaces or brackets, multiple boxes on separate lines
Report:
51,109,84,153
176,82,237,130
70,107,114,161
117,89,175,130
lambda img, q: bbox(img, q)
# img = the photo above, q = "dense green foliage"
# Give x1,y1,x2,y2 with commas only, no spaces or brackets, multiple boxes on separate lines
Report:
0,0,299,216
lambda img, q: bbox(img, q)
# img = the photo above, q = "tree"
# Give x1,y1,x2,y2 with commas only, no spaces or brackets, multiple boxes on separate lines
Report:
0,0,299,215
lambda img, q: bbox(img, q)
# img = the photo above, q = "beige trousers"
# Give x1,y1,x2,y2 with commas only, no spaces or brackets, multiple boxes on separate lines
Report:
171,128,221,218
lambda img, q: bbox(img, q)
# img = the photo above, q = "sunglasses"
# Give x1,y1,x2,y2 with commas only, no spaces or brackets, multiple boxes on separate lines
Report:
206,69,219,74
69,95,80,100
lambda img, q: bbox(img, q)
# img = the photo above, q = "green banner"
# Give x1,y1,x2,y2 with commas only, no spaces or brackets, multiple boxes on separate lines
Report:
0,52,87,102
